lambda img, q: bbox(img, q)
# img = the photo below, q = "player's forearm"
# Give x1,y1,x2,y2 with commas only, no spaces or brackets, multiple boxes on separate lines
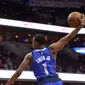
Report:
6,71,21,85
66,26,82,42
63,24,84,42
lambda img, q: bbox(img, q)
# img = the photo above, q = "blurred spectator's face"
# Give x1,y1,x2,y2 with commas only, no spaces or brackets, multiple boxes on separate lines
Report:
0,60,2,63
0,35,3,41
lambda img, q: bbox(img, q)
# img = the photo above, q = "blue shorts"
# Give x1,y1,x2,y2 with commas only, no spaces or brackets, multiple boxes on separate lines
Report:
37,75,63,85
44,81,63,85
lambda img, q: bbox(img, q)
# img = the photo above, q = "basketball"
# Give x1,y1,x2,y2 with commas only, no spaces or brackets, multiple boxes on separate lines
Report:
67,12,82,27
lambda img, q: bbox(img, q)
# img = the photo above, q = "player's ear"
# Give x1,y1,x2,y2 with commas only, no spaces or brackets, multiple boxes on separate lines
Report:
36,42,40,47
34,41,38,47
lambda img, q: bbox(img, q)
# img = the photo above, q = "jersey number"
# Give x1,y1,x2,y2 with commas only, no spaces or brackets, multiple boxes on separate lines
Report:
42,63,49,75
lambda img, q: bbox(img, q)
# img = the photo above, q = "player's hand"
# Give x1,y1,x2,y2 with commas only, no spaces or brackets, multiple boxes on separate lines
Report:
80,14,85,25
77,14,85,28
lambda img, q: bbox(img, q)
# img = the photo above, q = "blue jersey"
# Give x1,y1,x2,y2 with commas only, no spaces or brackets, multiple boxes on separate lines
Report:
32,47,58,79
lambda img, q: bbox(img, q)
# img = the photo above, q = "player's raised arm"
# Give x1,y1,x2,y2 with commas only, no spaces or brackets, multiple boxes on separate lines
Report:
5,53,32,85
49,14,85,53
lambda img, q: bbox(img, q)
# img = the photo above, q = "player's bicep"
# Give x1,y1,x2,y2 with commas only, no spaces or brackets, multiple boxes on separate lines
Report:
18,58,29,72
49,39,66,52
17,53,32,73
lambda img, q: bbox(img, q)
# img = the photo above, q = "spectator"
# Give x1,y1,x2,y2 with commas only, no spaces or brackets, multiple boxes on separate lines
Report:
0,60,4,69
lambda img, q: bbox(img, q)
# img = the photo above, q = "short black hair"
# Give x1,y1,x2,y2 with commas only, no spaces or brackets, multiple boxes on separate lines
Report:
34,34,46,45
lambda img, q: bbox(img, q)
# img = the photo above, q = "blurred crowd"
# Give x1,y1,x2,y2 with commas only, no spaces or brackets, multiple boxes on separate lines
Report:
56,64,85,73
0,45,21,70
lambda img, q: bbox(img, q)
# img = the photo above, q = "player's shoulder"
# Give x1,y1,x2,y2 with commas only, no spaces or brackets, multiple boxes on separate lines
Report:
25,52,33,60
26,52,32,56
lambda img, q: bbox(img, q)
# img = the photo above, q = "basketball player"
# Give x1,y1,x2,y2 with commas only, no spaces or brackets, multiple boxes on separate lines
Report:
6,14,85,85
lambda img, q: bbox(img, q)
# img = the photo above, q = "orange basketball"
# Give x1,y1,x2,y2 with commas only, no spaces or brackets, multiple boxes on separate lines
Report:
67,12,82,27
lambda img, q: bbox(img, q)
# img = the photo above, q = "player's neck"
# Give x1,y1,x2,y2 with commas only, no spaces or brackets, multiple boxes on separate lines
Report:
38,45,45,49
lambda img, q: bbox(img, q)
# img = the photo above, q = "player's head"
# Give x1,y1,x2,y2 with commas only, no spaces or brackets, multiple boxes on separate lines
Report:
32,34,46,49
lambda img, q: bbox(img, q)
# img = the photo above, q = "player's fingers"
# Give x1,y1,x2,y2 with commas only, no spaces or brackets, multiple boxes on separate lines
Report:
81,14,85,24
75,14,85,28
82,14,85,17
81,14,85,19
79,14,84,23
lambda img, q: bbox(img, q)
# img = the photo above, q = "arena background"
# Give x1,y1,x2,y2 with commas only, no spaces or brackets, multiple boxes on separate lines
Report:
0,0,85,85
